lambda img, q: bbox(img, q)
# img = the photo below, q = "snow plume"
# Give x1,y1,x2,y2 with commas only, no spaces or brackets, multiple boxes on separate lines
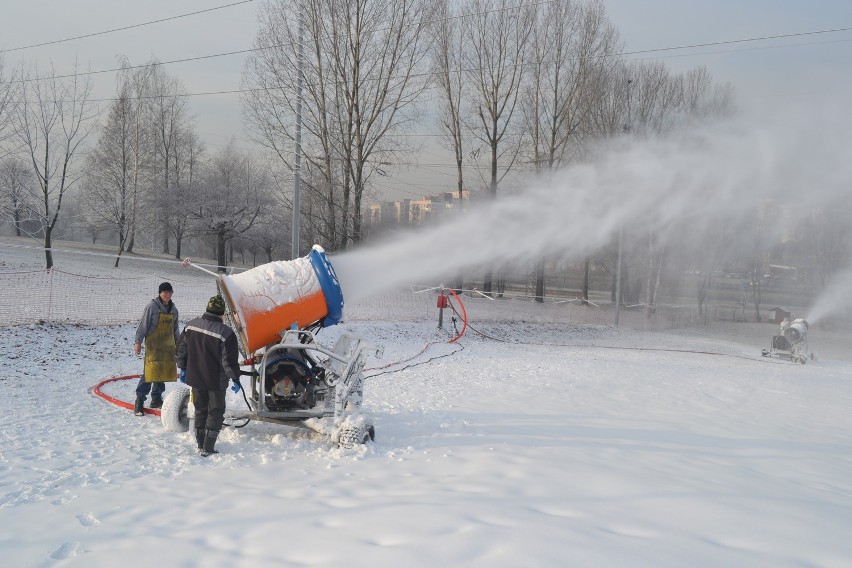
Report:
332,105,852,304
806,267,852,326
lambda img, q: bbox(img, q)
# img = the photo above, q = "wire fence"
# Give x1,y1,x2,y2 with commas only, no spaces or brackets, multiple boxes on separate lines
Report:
0,238,780,331
0,267,218,325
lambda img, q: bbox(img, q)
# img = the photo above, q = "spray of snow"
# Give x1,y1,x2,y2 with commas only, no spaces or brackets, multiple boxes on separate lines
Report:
806,268,852,326
332,105,852,307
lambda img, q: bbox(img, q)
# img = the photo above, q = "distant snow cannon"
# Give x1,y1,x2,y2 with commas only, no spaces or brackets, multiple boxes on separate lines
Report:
217,244,344,356
761,317,813,364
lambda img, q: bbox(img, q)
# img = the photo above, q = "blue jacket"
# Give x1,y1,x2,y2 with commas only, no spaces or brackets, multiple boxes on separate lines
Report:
175,312,241,391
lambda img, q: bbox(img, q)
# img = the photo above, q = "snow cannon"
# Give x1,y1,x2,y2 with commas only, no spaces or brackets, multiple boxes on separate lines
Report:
165,244,374,449
761,317,813,364
217,245,344,355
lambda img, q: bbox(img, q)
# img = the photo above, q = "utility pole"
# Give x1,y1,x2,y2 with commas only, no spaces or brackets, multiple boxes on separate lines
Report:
291,0,305,259
616,78,633,327
615,227,623,326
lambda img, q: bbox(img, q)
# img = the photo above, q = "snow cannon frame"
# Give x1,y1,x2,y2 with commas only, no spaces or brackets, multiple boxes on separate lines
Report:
761,317,814,364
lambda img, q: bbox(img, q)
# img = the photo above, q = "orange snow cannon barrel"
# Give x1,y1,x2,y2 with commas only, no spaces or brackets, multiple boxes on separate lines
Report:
217,245,344,355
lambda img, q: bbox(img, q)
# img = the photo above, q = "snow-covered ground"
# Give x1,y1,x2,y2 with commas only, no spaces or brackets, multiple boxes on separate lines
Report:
2,241,852,567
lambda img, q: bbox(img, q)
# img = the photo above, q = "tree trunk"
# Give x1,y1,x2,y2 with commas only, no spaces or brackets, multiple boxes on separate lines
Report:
217,231,227,272
44,229,54,269
534,258,545,303
175,236,182,260
582,257,590,305
162,222,170,255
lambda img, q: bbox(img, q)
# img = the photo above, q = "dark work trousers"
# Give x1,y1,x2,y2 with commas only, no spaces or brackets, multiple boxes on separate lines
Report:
192,388,227,432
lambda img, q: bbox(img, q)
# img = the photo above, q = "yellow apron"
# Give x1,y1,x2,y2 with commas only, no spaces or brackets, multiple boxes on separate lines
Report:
144,312,177,383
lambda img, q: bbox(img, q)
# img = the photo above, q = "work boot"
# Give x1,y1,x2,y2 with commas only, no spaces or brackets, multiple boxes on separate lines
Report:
150,397,163,409
134,396,144,416
200,429,220,457
195,428,206,452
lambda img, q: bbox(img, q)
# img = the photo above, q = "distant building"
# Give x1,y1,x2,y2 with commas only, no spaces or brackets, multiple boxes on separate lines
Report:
363,190,484,236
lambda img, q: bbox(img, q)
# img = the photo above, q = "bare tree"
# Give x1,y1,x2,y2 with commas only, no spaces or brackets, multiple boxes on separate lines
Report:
244,201,291,263
680,66,735,121
244,0,434,251
0,55,16,157
116,57,158,255
636,64,734,316
804,205,849,287
192,144,268,271
83,82,136,266
148,67,191,255
522,0,619,301
329,0,435,246
243,0,344,251
524,0,618,171
431,0,467,203
12,62,98,268
429,0,469,290
169,126,204,260
0,157,37,236
463,0,535,293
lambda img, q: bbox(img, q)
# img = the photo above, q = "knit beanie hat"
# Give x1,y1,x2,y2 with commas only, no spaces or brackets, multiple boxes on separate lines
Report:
158,282,173,293
206,294,226,315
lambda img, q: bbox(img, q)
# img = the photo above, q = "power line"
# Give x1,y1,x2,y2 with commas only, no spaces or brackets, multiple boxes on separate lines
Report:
6,49,253,86
4,0,556,86
0,0,257,54
27,33,845,106
623,25,852,58
11,24,852,102
626,35,852,63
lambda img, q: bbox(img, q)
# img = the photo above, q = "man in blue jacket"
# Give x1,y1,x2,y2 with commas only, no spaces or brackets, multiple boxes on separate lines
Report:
176,294,242,457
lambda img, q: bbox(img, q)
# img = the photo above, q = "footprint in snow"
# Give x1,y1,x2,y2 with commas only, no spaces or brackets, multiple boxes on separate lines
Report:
75,512,100,527
50,541,80,560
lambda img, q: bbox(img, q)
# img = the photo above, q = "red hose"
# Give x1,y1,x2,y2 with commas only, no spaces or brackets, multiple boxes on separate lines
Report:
92,374,162,416
447,288,468,343
365,341,435,372
364,289,468,372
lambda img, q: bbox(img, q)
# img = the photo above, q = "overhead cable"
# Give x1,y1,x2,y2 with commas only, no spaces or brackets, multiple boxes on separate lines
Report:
1,0,256,54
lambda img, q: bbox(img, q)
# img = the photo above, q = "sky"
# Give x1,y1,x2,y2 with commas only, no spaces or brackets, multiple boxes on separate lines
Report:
2,0,852,202
3,242,852,567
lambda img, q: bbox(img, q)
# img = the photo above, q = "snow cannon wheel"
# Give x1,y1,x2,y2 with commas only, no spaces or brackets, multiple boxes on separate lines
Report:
162,387,192,432
337,420,375,449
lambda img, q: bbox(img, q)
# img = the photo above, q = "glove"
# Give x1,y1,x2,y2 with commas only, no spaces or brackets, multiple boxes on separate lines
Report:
179,369,186,383
231,378,242,393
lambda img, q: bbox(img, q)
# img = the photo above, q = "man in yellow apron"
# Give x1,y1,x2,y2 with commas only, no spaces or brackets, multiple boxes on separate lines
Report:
133,282,180,415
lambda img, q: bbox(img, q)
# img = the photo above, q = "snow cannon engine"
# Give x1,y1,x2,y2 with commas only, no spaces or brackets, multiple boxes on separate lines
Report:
262,351,320,411
762,317,813,364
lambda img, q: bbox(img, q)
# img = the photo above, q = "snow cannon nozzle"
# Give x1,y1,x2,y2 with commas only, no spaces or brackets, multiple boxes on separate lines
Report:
782,318,809,345
217,245,344,355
